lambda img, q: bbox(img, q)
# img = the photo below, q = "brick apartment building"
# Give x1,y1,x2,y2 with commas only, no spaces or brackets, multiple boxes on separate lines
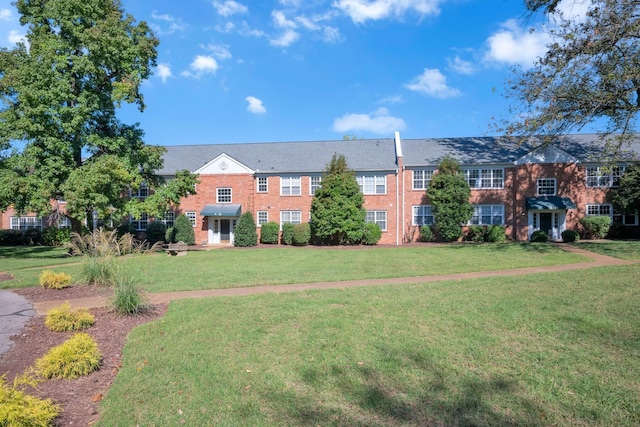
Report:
2,132,639,245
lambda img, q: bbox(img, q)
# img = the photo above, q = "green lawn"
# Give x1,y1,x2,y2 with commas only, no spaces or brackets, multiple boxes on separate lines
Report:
97,265,640,426
574,240,640,260
2,243,590,291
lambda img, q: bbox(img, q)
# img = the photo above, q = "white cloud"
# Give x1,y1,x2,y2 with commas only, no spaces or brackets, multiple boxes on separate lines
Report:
0,8,12,20
246,96,267,114
554,0,593,23
483,19,551,69
332,107,406,134
272,10,297,29
405,68,460,98
321,26,343,43
150,11,186,35
333,0,441,24
181,55,219,78
447,55,474,75
203,43,232,60
215,22,236,33
8,30,27,47
213,1,248,17
239,21,267,38
378,94,404,104
270,29,300,47
156,64,173,83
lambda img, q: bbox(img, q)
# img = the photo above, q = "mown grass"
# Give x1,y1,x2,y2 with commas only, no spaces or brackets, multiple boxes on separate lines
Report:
97,264,640,426
575,240,640,260
0,243,590,291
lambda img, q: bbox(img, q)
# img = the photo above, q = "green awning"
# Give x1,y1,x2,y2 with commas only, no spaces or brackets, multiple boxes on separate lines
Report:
526,197,576,211
200,204,242,217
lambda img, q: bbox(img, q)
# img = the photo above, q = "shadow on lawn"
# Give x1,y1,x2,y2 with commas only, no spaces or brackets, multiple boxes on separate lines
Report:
0,245,69,259
265,349,547,426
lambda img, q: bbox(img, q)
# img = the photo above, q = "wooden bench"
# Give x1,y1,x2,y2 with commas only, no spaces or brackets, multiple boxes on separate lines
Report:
165,242,188,256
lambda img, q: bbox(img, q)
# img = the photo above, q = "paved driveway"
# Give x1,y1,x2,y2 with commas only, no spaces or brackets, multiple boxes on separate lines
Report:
0,290,35,359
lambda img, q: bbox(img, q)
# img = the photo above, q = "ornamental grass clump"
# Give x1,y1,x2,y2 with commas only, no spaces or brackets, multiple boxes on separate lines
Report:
44,302,95,332
0,376,60,427
35,333,101,380
111,271,148,316
39,270,72,289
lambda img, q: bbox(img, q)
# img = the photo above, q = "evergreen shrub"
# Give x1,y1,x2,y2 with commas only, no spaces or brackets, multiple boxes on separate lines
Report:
144,221,166,245
465,226,486,242
580,215,611,239
281,222,295,245
561,229,580,243
39,270,72,289
260,222,279,244
35,333,102,379
0,377,60,427
292,223,311,246
530,230,548,243
22,227,42,245
42,227,71,246
486,225,507,243
45,302,95,332
362,222,382,245
419,225,434,242
0,230,23,246
234,212,258,247
173,214,195,245
165,227,175,243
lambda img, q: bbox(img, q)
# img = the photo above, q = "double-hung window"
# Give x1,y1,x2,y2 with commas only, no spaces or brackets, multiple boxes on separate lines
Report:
586,166,625,187
131,213,148,231
366,211,387,231
537,178,556,196
412,205,434,226
310,176,322,195
257,177,268,193
217,187,232,203
280,210,302,225
161,211,175,228
586,204,611,216
469,205,504,225
10,216,42,230
281,176,301,196
257,211,268,226
464,168,504,189
185,211,197,227
412,170,434,190
357,175,386,194
131,182,149,199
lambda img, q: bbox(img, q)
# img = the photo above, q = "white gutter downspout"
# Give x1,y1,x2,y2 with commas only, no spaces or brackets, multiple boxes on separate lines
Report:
394,131,403,246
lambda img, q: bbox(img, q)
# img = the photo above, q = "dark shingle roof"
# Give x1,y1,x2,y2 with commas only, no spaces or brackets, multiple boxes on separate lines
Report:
158,138,398,175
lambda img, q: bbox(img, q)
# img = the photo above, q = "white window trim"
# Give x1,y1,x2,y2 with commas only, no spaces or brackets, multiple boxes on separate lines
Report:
257,177,268,193
357,175,387,195
366,210,387,231
257,210,268,226
186,211,197,227
463,168,504,189
412,169,434,190
10,216,43,230
310,176,322,195
585,165,625,188
280,176,301,196
537,178,557,196
412,205,434,226
131,213,149,231
280,210,302,226
216,187,232,204
586,203,612,217
468,205,505,226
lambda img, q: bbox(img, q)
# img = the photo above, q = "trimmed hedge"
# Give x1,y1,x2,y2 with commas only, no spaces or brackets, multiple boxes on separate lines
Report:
530,230,548,243
486,225,507,243
145,221,166,245
260,222,279,244
281,223,295,245
292,223,311,246
419,225,434,242
173,214,195,245
561,229,580,243
362,223,382,245
234,212,258,247
42,227,71,246
579,215,611,239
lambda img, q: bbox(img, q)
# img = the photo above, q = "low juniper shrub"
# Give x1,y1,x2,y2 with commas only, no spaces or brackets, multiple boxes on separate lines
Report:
45,302,95,332
35,333,102,380
39,270,72,289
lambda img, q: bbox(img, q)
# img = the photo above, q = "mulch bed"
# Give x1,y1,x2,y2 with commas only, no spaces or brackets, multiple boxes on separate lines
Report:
0,284,167,426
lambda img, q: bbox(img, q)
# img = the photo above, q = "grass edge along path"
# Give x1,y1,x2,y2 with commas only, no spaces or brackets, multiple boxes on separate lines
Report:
96,264,640,426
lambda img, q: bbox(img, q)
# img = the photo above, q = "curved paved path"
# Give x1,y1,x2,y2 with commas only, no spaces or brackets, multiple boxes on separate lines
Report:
28,245,638,316
0,245,637,360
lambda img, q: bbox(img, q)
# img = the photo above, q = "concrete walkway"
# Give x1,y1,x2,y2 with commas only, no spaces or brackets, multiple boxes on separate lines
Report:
26,244,638,315
0,244,637,360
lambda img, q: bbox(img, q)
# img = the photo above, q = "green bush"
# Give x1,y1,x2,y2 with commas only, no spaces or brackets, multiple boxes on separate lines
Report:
111,271,148,316
281,222,295,245
39,270,72,289
486,225,507,243
35,333,102,379
145,221,166,245
165,226,175,243
45,302,95,332
580,215,611,239
42,227,71,246
0,377,60,427
292,223,311,246
0,230,23,246
260,222,279,244
465,225,486,242
530,230,548,243
234,212,258,247
22,227,42,245
419,225,434,242
561,229,580,243
116,222,135,238
82,257,116,286
362,222,382,245
173,214,195,245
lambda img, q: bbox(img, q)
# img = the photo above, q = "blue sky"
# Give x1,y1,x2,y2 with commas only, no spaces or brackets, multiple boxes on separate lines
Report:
0,0,593,146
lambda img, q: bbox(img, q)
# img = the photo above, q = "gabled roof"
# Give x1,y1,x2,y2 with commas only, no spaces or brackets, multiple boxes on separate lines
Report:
157,138,399,175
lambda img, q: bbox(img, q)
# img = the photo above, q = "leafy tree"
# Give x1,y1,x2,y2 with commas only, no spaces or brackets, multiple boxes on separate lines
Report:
233,212,258,247
0,0,196,231
310,153,366,245
501,0,640,153
426,157,473,242
172,214,195,245
613,163,640,216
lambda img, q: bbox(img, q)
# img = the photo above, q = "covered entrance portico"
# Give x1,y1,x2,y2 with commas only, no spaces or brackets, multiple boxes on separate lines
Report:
526,196,576,241
201,204,241,245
